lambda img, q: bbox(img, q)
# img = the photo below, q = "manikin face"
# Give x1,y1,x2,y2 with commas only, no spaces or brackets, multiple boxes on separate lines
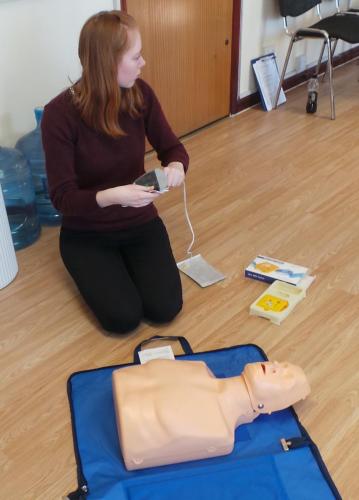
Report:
243,361,310,413
117,29,145,88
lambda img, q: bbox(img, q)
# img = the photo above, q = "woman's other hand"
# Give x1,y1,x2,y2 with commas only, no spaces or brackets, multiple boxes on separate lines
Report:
96,184,160,208
164,162,185,188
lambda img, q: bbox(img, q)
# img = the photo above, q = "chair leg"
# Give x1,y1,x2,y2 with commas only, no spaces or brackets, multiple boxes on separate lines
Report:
274,35,296,109
316,41,326,78
322,39,338,82
326,38,335,120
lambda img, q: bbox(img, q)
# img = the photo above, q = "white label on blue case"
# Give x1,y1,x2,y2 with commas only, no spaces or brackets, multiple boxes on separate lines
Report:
138,345,175,364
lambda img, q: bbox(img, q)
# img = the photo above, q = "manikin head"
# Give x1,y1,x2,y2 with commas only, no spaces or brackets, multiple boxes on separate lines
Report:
242,361,310,414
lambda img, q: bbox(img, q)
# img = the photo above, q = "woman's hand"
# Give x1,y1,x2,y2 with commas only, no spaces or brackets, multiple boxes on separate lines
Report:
164,162,185,188
96,184,160,208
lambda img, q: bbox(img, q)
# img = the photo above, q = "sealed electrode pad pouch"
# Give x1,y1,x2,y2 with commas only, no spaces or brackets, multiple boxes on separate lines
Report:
177,254,225,287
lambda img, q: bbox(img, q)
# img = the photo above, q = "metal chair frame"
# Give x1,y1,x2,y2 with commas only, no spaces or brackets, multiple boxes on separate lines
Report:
274,0,350,120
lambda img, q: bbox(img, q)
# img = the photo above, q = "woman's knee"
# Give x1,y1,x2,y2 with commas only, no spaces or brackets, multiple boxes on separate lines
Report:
98,311,142,334
77,283,143,334
145,297,183,324
93,301,143,334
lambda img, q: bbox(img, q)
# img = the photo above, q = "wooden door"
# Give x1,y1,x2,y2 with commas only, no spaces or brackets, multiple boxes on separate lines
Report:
125,0,233,137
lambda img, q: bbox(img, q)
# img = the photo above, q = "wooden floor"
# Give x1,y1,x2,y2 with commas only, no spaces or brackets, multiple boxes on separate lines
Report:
1,61,359,499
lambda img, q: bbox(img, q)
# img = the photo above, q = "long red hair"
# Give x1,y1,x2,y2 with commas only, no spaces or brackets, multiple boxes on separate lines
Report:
73,10,143,137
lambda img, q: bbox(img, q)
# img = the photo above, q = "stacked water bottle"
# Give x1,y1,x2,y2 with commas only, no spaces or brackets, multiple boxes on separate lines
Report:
0,107,61,252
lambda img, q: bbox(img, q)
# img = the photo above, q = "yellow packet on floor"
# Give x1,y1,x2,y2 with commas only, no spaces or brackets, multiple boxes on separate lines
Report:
250,280,306,325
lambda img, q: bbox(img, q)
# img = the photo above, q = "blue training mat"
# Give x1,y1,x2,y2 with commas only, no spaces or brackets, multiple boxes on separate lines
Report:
67,336,341,500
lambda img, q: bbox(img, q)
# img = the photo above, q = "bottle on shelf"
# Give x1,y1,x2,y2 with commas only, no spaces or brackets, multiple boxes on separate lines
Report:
16,107,62,226
0,146,41,250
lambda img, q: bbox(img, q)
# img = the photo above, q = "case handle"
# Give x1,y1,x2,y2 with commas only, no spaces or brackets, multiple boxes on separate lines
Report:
133,335,193,363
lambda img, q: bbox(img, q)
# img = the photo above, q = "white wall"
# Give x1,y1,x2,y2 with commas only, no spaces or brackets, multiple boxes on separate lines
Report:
0,0,118,147
1,0,359,146
239,0,359,99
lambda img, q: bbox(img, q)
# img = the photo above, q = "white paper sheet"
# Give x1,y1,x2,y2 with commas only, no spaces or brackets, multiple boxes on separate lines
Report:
252,54,286,111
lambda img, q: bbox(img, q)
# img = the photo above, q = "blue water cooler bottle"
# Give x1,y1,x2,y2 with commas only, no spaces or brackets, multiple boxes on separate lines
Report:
0,146,41,250
16,107,62,226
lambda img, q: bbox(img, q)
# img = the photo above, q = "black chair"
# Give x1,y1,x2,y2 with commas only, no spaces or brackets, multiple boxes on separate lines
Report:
274,0,359,119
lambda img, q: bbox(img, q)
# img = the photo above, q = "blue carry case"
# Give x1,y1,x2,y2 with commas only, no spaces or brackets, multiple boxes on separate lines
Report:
67,335,341,499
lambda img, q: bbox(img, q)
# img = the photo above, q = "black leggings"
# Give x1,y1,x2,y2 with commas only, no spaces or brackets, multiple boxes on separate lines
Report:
60,217,182,334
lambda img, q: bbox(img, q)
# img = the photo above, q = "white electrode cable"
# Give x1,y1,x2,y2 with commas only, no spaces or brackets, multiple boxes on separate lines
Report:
182,181,195,257
178,178,225,286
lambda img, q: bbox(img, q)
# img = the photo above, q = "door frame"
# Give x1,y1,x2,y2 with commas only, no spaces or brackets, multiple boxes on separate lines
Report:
121,0,242,116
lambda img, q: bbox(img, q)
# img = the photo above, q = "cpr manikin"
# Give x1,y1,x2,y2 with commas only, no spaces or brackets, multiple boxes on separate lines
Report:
112,359,310,470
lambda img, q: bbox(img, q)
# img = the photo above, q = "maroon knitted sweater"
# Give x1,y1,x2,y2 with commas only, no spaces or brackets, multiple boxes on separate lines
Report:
41,79,189,231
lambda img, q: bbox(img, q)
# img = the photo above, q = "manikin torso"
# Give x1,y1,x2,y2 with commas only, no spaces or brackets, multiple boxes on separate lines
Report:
112,359,310,470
